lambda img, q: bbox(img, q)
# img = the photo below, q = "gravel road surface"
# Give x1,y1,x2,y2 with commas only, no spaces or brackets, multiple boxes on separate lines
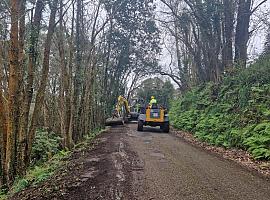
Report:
10,123,270,200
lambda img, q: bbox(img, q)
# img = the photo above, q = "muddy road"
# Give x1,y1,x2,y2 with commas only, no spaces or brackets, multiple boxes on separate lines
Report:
11,123,270,200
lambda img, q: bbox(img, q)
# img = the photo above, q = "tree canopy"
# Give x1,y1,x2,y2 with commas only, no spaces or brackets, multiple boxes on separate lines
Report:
136,77,174,108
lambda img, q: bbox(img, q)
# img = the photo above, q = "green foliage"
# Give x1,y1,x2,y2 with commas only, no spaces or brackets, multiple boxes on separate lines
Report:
31,130,62,164
170,58,270,160
3,129,105,199
243,123,270,159
0,188,8,200
136,78,175,108
9,149,71,195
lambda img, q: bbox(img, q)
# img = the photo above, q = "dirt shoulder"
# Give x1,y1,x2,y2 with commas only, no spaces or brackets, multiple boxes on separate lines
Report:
9,126,142,200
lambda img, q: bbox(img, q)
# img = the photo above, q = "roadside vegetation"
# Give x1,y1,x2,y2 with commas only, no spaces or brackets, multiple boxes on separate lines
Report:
0,128,102,199
170,57,270,160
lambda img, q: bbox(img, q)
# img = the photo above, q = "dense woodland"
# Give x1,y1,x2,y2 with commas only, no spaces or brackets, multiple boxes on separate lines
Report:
0,0,269,191
156,0,269,90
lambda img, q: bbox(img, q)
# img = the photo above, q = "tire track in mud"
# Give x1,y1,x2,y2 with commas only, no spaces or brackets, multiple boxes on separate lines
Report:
10,126,144,200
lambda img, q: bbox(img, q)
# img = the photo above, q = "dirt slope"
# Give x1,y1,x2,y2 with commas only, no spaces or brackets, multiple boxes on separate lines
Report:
10,124,270,200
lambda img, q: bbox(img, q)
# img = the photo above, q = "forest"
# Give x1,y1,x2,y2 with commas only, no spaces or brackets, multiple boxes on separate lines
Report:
0,0,270,196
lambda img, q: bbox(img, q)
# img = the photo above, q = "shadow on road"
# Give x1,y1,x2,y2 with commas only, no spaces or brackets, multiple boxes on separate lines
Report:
139,126,169,134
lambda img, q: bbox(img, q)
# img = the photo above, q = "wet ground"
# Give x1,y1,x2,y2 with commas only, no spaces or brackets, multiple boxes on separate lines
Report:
10,123,270,200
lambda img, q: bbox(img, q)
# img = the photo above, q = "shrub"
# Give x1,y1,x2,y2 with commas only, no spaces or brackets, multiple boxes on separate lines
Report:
31,130,62,164
170,57,270,160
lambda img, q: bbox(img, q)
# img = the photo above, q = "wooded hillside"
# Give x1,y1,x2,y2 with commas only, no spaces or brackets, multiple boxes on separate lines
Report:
170,57,270,160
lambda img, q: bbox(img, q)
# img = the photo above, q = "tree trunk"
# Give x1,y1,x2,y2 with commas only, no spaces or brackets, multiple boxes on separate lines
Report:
16,0,27,176
5,0,20,186
223,0,234,69
26,0,59,164
20,0,44,170
73,0,83,142
58,0,74,149
235,0,252,67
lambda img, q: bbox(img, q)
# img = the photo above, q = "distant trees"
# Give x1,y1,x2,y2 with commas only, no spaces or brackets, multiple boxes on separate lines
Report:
158,0,268,90
102,0,160,114
136,77,174,108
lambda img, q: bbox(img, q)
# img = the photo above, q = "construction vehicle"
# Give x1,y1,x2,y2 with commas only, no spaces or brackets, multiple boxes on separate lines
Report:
137,104,169,133
105,95,138,126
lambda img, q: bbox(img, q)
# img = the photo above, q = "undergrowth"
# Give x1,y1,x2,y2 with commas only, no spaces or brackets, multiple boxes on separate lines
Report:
170,57,270,160
0,127,104,200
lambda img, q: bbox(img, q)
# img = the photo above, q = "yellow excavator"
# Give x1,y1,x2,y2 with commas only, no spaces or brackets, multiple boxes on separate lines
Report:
105,95,132,126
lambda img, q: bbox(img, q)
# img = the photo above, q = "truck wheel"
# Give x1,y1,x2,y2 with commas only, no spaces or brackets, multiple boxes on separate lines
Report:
137,120,143,131
162,122,169,133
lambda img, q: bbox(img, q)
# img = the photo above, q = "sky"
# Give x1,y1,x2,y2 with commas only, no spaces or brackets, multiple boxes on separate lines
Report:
156,0,270,69
248,0,270,60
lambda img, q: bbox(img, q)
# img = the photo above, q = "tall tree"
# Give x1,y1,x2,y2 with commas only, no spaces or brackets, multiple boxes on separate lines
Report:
235,0,252,66
235,0,268,66
5,0,20,185
159,0,268,90
223,0,234,69
103,0,160,113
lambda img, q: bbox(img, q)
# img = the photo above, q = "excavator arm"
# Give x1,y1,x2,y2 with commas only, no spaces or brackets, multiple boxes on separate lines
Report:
105,95,131,126
116,95,130,117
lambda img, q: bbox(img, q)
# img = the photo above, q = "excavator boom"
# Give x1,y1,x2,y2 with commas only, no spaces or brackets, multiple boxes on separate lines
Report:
105,96,131,126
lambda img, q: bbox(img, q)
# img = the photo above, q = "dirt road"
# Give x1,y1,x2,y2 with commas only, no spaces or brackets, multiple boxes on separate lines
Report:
11,123,270,200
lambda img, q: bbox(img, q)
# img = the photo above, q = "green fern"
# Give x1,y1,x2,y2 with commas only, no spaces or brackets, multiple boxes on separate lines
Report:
169,57,270,160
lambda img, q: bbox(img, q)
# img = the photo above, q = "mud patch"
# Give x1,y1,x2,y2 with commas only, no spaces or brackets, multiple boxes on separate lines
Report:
85,157,101,163
80,168,99,179
9,126,143,200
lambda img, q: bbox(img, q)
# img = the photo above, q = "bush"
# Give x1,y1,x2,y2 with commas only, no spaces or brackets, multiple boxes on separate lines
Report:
9,149,71,195
243,122,270,159
31,130,62,164
170,57,270,160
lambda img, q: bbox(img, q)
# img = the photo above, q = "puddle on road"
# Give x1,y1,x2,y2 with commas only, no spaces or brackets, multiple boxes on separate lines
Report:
150,152,165,159
111,141,127,183
143,136,153,144
144,140,151,144
116,171,125,182
131,158,145,170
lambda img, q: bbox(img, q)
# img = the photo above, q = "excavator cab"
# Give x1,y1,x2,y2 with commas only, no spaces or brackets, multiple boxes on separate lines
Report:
137,104,169,133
